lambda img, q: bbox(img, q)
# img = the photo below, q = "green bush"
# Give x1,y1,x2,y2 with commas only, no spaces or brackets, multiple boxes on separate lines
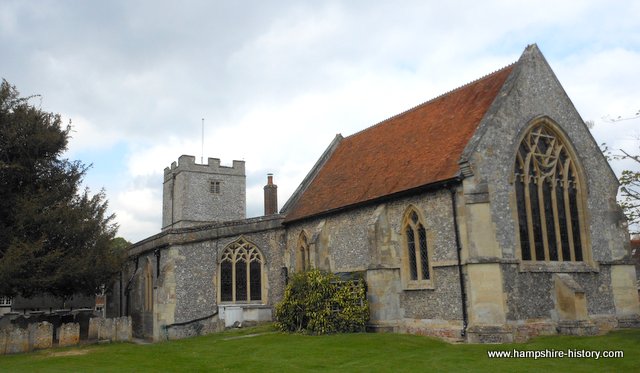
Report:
275,269,369,334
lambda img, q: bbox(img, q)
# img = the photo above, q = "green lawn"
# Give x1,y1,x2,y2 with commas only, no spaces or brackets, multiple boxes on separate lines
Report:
1,325,639,372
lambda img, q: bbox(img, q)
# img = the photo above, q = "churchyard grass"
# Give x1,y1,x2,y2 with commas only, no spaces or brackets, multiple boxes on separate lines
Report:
1,325,638,372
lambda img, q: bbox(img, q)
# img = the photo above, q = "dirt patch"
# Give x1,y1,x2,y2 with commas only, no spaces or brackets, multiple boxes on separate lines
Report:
47,349,91,357
222,332,277,341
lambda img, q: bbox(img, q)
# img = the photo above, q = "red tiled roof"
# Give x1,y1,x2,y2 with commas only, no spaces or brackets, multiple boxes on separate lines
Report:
285,65,515,222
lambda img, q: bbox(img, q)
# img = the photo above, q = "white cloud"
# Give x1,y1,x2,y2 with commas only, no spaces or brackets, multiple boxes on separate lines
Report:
112,187,162,242
64,114,121,152
555,47,640,163
3,0,639,242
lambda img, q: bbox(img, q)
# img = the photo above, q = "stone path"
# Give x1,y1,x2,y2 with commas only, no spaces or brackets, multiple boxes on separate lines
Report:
221,331,277,341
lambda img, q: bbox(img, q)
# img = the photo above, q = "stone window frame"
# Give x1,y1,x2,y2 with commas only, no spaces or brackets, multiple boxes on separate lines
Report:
401,205,434,290
296,231,311,272
511,117,593,271
218,237,266,304
210,180,221,194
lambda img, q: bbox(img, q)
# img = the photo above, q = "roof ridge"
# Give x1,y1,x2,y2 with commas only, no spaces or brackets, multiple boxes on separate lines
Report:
345,62,517,139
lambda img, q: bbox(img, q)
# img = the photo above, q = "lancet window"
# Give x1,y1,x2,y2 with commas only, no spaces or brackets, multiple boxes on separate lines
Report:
297,232,311,271
403,208,431,283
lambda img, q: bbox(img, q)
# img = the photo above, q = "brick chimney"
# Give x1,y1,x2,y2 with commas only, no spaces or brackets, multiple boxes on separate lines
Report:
264,173,278,215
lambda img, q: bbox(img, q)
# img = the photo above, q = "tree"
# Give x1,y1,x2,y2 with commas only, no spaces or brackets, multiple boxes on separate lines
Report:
0,79,125,300
601,109,640,234
604,145,640,235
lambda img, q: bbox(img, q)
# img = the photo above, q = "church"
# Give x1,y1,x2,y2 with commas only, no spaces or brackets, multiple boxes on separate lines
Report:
109,45,640,343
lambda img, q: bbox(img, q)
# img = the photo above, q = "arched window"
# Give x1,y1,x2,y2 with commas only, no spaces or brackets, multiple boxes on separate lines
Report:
403,207,431,286
514,120,587,262
219,238,264,303
296,232,311,271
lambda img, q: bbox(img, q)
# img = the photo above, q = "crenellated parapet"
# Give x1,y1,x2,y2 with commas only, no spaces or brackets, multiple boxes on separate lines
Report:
164,155,245,182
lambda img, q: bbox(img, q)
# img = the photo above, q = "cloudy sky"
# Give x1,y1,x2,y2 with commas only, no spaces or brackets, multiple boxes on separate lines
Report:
1,0,639,242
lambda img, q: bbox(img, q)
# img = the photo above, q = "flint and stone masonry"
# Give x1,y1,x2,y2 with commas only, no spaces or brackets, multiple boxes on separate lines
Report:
162,155,246,230
115,45,640,343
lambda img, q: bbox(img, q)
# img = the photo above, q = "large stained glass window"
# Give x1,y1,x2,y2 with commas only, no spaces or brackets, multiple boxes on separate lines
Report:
514,122,586,262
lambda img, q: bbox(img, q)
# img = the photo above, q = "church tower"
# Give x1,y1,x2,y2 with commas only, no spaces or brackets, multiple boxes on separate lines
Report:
162,155,246,230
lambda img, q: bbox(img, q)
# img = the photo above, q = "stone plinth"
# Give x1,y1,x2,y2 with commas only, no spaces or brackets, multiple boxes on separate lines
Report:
115,317,132,341
88,317,131,342
4,326,29,354
0,327,6,354
57,322,79,347
88,317,100,340
28,322,52,350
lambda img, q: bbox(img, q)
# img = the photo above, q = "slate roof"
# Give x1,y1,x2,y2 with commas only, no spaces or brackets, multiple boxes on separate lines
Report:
284,63,515,223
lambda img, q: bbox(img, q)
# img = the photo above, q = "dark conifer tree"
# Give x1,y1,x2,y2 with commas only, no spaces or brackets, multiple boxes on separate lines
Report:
0,79,125,300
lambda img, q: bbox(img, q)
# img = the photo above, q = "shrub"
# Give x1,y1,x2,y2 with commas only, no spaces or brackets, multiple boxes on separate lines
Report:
275,269,369,334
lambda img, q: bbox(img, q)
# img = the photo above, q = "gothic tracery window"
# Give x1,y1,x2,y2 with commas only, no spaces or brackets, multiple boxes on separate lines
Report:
219,238,264,303
403,207,431,284
514,121,587,262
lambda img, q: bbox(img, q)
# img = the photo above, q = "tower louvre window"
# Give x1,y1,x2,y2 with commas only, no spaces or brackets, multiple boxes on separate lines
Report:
210,181,221,194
